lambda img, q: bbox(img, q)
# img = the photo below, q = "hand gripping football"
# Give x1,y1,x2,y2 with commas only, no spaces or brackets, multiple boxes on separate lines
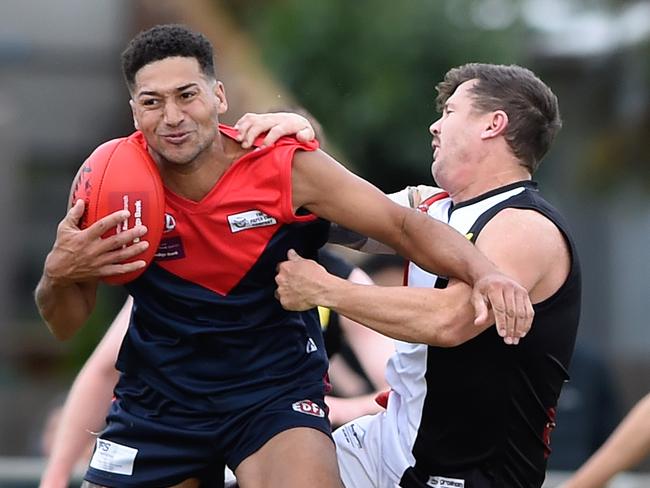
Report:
69,136,165,285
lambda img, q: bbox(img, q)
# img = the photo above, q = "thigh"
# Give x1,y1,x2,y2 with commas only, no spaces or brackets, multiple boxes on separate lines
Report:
222,382,333,470
235,427,342,488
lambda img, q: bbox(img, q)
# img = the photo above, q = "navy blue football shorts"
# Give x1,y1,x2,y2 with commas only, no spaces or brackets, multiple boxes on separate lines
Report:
84,374,332,487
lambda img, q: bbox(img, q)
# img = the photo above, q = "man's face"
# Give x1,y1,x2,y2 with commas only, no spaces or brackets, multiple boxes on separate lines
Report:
129,56,227,166
428,80,487,189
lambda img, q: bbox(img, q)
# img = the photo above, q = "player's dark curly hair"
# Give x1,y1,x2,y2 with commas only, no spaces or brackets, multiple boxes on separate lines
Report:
436,63,562,174
121,24,216,92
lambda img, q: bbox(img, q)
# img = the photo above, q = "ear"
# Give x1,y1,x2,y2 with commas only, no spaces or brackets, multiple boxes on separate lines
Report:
214,81,228,115
129,99,140,130
481,110,508,140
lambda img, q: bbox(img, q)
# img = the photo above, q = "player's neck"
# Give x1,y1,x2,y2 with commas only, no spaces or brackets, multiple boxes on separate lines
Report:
157,132,257,202
449,166,531,204
159,136,244,202
221,132,254,165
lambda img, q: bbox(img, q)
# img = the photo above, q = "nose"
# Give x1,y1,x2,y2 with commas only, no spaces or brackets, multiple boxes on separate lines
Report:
163,100,184,127
429,119,441,136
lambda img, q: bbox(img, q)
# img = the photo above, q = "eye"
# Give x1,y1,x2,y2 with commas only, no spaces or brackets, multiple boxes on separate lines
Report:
141,98,160,107
180,91,197,100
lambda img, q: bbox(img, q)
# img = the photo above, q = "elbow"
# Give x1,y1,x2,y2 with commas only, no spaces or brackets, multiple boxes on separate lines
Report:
436,331,466,348
37,302,88,342
50,328,74,342
425,327,465,348
46,322,77,342
421,311,470,348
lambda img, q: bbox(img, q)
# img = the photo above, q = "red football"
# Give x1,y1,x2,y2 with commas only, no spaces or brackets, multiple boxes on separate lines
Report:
69,135,165,285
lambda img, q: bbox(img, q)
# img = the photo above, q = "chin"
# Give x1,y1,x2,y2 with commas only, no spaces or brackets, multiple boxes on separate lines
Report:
155,148,193,166
171,153,199,165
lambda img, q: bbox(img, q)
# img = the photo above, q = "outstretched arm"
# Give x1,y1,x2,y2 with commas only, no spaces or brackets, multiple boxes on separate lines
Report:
278,252,477,346
328,185,446,254
39,298,131,488
559,392,650,488
291,149,533,342
277,208,565,347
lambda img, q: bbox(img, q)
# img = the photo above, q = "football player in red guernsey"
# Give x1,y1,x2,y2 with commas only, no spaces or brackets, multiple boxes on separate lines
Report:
35,24,532,488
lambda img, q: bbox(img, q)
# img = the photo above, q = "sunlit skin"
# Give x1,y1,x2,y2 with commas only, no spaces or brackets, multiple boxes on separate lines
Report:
429,80,530,203
129,56,247,201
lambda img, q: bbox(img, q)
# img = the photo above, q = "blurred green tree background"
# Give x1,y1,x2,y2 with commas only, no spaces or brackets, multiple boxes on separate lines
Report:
223,0,650,194
225,0,527,191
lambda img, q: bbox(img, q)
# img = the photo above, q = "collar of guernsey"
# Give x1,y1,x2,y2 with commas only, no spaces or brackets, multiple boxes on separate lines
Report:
128,124,322,295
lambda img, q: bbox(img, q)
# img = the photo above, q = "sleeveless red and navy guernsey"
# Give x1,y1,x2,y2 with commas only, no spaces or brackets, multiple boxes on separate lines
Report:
118,125,330,413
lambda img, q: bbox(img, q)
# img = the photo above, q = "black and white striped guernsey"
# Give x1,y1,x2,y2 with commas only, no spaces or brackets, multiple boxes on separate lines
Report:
384,180,581,488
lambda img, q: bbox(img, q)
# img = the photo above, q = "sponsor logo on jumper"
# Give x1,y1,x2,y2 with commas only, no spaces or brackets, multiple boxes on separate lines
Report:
89,438,138,476
155,236,185,261
426,476,465,487
227,210,277,233
292,399,325,418
164,213,176,233
306,337,318,353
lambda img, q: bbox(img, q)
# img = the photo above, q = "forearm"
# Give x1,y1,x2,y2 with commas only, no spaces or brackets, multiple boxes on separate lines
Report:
293,151,492,284
35,273,96,340
327,186,418,254
339,305,392,390
396,210,495,285
57,365,116,439
334,206,493,283
41,299,129,488
326,394,384,427
321,277,476,346
343,320,392,390
40,366,118,487
563,393,650,488
563,444,640,488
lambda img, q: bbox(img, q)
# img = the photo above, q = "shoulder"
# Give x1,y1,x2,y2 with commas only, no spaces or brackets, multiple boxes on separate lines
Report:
477,207,567,259
483,206,561,234
476,207,570,298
